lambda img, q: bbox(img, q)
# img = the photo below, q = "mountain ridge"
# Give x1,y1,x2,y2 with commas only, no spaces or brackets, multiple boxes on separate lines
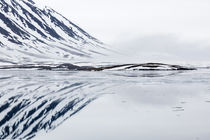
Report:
0,0,107,65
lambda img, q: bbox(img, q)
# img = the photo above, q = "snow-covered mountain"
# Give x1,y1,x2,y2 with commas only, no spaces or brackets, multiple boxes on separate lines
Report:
0,0,107,65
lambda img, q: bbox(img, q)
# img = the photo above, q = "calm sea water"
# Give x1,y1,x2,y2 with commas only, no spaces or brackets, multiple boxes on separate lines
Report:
0,69,210,140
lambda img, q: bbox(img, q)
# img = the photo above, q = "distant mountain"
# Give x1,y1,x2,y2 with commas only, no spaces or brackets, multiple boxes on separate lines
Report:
0,0,107,65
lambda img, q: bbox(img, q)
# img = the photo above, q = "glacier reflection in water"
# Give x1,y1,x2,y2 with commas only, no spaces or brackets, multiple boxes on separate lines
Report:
0,69,210,140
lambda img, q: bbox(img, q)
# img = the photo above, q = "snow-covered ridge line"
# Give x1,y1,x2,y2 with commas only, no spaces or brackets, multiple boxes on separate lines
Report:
0,0,107,65
0,63,197,71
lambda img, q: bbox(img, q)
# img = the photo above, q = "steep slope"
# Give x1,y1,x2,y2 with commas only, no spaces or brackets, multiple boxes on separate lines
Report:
0,0,107,65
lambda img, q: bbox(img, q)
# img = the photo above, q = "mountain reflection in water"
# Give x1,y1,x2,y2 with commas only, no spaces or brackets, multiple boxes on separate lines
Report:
0,69,210,140
0,70,118,139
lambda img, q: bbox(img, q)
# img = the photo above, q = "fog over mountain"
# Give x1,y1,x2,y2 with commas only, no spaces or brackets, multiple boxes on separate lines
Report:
35,0,210,64
1,0,210,66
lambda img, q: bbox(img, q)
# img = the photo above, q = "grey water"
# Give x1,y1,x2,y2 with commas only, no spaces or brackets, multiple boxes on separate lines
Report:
0,69,210,140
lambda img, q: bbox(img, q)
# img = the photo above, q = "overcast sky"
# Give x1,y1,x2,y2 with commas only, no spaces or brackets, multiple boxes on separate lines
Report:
35,0,210,63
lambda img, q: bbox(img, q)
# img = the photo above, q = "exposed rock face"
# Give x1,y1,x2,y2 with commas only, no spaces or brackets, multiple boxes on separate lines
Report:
0,0,107,65
0,63,197,71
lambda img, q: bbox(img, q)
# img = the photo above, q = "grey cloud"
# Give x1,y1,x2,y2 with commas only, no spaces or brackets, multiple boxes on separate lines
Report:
113,35,210,63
